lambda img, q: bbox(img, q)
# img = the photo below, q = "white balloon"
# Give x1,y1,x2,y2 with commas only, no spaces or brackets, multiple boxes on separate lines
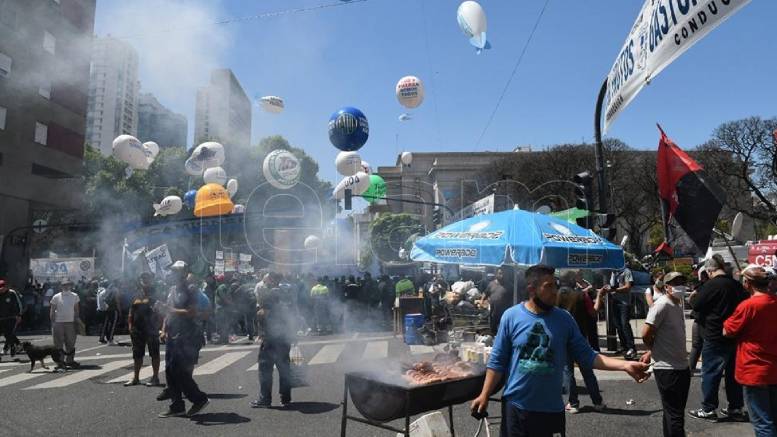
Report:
232,204,246,214
258,96,284,114
153,195,183,217
304,235,321,249
457,1,488,51
401,151,413,166
203,166,227,186
184,158,203,176
396,76,424,109
360,161,371,175
112,135,149,170
226,179,239,198
332,171,370,199
335,151,362,176
143,141,160,166
189,142,225,171
262,149,301,190
398,113,412,122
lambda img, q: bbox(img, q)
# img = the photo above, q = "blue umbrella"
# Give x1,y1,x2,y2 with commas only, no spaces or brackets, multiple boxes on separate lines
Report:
410,209,624,269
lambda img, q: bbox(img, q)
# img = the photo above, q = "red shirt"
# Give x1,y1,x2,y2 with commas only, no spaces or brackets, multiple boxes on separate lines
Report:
723,294,777,386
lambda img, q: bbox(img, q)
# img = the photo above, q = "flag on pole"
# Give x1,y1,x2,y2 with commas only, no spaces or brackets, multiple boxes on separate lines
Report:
656,125,726,253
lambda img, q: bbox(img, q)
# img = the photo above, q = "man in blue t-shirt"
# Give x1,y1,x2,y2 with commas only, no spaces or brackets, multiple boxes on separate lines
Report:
471,265,650,437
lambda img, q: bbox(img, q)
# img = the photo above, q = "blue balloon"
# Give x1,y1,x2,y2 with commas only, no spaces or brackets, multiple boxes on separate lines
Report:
183,189,197,209
328,107,369,151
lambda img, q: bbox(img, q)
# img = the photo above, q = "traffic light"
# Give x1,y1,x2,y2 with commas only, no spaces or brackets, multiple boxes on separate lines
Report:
432,208,442,226
572,171,594,211
344,189,352,211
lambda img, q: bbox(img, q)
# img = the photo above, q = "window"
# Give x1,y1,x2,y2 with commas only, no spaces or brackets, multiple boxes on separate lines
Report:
0,53,11,78
0,106,6,130
39,80,51,99
43,31,56,55
35,122,48,145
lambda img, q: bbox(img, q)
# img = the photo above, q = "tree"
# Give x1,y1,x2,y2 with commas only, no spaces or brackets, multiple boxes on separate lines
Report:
368,213,425,264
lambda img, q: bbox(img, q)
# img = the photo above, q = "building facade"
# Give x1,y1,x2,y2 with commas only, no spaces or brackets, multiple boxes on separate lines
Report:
194,69,251,149
85,35,139,155
0,0,97,285
137,92,187,149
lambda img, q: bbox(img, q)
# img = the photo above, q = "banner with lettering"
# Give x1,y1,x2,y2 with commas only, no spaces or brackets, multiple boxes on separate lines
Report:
604,0,750,132
30,258,95,283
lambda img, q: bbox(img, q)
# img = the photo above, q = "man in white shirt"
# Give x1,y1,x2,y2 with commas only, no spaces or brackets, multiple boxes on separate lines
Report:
50,279,80,368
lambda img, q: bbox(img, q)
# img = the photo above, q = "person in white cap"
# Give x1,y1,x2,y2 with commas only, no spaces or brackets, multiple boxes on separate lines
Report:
49,279,80,369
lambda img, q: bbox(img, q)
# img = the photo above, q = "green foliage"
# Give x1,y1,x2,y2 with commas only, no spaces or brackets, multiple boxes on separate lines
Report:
368,213,424,263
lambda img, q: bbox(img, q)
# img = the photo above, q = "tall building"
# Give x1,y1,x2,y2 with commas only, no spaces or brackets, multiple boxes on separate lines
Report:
85,35,139,155
194,69,251,149
137,92,187,149
0,0,97,284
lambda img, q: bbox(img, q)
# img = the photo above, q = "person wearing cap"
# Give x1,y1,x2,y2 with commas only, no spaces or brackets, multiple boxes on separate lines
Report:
49,279,80,368
0,279,23,357
724,265,777,436
688,254,749,422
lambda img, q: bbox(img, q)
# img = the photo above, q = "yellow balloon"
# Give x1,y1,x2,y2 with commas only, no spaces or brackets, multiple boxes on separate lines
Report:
194,183,235,218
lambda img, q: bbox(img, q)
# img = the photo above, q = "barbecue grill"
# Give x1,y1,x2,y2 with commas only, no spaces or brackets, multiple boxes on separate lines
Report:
340,371,486,437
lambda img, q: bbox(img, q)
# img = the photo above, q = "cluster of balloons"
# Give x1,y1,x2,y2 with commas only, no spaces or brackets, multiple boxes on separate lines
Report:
457,1,490,53
112,135,159,171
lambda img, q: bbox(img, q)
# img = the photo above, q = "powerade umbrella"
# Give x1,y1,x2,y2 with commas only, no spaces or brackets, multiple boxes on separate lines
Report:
410,208,624,269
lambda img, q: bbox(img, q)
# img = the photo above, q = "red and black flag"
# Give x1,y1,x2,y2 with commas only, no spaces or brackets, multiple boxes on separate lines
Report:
656,125,726,254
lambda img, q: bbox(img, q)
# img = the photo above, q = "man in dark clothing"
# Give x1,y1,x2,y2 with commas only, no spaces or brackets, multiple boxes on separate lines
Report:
251,272,295,408
202,275,217,344
483,269,512,335
378,275,394,326
125,272,162,387
158,261,209,418
688,254,749,422
0,280,22,357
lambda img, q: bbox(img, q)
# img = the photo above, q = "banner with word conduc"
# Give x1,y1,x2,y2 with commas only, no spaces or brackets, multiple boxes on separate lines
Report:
604,0,750,133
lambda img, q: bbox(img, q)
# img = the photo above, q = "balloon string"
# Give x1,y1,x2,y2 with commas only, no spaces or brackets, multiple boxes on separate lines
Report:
474,0,552,148
418,0,441,149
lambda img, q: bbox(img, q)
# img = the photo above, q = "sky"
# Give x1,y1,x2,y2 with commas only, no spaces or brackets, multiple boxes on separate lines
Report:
94,0,777,187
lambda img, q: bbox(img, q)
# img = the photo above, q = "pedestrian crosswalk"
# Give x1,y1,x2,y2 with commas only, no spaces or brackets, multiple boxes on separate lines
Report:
0,337,445,391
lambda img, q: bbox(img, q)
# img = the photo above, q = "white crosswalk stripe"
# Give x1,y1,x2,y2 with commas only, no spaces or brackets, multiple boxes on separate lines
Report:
307,344,345,365
0,371,49,388
361,341,388,361
246,363,258,371
26,360,133,389
409,345,435,355
193,351,251,376
108,365,165,384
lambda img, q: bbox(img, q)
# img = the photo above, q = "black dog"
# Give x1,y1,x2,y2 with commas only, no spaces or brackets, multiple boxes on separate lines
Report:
21,342,64,372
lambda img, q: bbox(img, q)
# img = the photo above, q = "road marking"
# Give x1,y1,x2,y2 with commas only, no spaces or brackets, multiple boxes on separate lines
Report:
77,344,109,354
410,345,435,355
108,365,165,384
25,360,133,389
308,344,345,365
0,371,49,388
361,341,388,360
194,351,251,376
246,363,258,371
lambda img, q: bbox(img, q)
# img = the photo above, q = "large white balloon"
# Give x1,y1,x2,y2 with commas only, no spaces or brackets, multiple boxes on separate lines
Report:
360,161,372,175
401,151,413,166
153,195,183,217
203,166,227,186
304,235,321,249
332,171,370,199
258,96,284,114
113,135,151,170
396,76,424,109
226,178,239,198
143,141,160,165
186,142,225,175
457,1,488,52
262,149,301,190
335,151,362,176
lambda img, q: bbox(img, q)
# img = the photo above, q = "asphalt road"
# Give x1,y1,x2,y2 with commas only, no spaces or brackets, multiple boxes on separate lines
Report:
0,333,753,437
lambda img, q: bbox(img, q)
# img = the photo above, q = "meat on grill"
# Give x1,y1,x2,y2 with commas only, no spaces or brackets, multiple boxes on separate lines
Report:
402,359,475,386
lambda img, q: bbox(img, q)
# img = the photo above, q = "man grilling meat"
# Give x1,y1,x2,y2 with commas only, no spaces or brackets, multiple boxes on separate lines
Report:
471,264,650,437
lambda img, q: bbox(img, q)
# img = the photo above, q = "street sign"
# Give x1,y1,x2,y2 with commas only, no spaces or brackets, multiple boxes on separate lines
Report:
32,219,47,234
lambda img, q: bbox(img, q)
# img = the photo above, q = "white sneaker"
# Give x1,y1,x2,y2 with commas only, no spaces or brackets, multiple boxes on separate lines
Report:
108,340,116,345
565,403,579,414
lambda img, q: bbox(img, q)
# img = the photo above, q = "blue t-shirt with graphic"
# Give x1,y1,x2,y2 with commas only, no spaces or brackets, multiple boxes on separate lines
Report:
487,303,598,413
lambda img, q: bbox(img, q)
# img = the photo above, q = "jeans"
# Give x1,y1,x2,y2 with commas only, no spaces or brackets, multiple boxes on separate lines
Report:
500,402,565,437
654,368,691,437
565,358,603,407
258,340,291,403
100,309,118,342
700,340,743,412
688,321,704,371
744,385,777,437
1,319,20,352
611,300,635,351
165,338,206,412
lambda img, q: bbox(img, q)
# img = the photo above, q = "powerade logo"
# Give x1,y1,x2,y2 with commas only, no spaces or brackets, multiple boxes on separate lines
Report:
543,233,601,244
435,231,503,240
436,248,478,258
568,253,604,266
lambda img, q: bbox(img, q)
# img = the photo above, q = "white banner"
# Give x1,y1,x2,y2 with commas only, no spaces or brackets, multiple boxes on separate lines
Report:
30,258,95,283
238,253,253,274
145,244,173,276
604,0,750,132
459,194,495,220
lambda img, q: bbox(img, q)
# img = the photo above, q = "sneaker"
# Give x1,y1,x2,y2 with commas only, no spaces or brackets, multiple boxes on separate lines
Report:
156,389,171,401
158,408,186,418
720,408,749,422
186,398,209,417
565,403,579,414
281,397,292,406
108,340,116,345
66,361,80,369
625,349,637,360
98,339,107,344
593,403,607,412
688,409,718,421
124,379,140,387
250,399,272,408
145,377,162,387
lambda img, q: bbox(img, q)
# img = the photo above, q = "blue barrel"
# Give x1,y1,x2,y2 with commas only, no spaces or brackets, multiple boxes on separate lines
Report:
404,313,425,345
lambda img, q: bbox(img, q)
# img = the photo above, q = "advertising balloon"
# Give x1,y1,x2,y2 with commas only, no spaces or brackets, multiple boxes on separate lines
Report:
262,149,301,190
332,171,370,200
395,76,424,109
203,166,227,186
226,179,238,198
304,235,321,249
153,195,183,217
258,96,284,114
232,204,245,214
398,113,412,122
328,107,369,151
401,151,413,166
143,141,160,165
457,1,489,53
112,135,151,170
362,174,387,204
187,142,225,175
183,189,197,209
335,151,362,176
194,183,235,218
360,161,372,175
